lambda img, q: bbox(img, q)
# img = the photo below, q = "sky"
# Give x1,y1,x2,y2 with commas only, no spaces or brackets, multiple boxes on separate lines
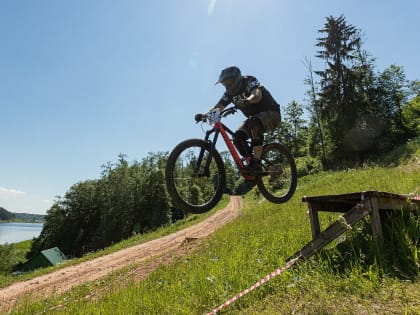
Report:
1,0,419,215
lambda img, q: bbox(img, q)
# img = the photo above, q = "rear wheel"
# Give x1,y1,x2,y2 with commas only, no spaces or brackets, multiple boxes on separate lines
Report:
256,143,297,204
165,139,226,213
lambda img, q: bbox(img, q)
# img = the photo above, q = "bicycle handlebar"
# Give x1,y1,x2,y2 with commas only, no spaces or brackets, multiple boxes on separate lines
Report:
221,107,237,117
195,107,237,124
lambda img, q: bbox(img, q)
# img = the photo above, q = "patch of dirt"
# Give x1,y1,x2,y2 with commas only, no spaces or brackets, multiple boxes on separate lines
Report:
0,196,243,312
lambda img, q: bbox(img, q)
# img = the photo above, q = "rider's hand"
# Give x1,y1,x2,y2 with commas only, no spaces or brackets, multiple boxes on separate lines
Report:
195,113,204,123
236,98,250,107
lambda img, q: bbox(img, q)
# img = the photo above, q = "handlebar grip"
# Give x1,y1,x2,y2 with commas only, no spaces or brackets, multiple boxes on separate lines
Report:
222,107,237,117
195,113,204,123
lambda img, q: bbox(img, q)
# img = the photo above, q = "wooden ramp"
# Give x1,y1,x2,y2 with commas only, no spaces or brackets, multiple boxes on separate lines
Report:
289,191,420,261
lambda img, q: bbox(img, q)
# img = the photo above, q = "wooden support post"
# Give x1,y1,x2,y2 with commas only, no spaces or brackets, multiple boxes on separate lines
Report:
308,204,321,240
294,191,420,262
293,204,371,260
366,197,384,248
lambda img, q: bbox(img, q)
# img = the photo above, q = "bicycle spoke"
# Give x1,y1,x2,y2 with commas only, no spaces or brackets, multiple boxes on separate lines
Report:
166,140,226,212
256,143,297,204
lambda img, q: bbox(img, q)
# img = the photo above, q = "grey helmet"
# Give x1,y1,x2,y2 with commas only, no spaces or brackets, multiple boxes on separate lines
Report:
215,66,242,95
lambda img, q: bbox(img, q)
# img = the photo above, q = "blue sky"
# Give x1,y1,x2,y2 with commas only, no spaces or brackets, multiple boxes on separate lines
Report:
1,0,419,214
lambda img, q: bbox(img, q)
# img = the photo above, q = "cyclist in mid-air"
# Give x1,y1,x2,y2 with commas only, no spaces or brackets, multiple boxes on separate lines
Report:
195,66,281,173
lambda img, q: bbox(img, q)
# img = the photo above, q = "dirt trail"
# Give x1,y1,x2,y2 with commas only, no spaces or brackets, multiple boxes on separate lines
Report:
0,196,243,312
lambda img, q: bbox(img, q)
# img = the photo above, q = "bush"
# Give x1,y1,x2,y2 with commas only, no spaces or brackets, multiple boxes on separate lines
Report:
295,156,323,177
402,96,420,134
0,243,27,274
377,136,420,166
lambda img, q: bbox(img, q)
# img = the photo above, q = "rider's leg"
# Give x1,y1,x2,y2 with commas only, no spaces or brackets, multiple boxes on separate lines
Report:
249,116,264,161
253,145,263,160
233,117,263,174
251,110,281,160
233,129,251,158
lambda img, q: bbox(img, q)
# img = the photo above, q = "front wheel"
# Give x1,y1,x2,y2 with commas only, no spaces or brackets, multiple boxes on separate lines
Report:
256,143,297,204
165,139,226,214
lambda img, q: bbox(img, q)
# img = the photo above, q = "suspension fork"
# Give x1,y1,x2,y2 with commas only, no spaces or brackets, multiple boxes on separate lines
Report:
195,128,220,176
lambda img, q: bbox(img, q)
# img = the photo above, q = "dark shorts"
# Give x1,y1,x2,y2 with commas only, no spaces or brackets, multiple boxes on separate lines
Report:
238,110,281,136
254,110,281,132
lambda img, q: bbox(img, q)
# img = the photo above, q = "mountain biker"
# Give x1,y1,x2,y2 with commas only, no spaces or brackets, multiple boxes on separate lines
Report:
195,66,281,173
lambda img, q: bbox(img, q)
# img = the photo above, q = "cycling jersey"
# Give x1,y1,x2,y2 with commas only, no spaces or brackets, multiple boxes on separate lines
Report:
218,76,280,117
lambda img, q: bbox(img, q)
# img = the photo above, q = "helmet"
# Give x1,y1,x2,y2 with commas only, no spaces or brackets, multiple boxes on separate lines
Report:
215,66,242,94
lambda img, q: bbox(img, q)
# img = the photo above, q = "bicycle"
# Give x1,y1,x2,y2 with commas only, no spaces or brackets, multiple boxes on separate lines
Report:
165,107,297,213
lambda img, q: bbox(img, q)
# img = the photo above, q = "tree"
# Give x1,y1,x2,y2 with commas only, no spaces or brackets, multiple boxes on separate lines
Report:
304,57,326,164
315,15,363,165
29,153,173,258
220,151,239,193
0,207,15,221
0,244,20,273
409,80,420,97
402,96,420,135
377,65,409,132
283,100,306,156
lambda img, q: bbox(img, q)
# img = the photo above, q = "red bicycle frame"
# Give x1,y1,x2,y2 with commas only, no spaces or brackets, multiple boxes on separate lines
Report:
204,120,245,170
216,122,245,168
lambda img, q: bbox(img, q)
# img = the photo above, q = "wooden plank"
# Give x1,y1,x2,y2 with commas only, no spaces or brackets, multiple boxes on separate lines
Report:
303,191,420,212
291,191,420,262
309,201,358,213
291,204,370,260
302,191,367,203
376,197,420,211
308,205,320,240
367,197,384,248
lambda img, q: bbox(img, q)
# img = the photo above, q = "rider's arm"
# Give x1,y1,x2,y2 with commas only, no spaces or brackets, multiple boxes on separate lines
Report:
209,102,226,112
247,87,263,104
209,92,231,113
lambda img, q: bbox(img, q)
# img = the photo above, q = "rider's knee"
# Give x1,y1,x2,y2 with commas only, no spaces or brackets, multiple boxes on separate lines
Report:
249,117,264,144
233,130,248,143
249,116,263,130
253,136,264,146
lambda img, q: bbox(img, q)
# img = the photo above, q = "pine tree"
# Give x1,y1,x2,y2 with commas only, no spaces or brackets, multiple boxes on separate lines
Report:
315,15,365,165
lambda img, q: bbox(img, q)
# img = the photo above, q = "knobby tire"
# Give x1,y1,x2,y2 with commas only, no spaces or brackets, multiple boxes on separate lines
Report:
256,143,297,204
165,139,226,214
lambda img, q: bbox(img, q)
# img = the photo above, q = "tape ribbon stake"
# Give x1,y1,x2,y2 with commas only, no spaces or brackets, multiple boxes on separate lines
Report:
207,255,301,315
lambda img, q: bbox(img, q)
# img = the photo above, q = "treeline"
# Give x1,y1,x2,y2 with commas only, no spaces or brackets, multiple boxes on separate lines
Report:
0,207,44,222
0,207,15,221
14,213,45,223
28,15,419,261
267,15,419,173
28,153,174,258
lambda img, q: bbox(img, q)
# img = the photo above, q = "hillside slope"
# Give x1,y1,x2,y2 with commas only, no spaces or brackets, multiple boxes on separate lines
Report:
6,159,420,314
0,196,243,313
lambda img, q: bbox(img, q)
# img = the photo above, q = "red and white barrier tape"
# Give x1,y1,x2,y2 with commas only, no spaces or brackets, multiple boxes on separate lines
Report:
409,194,420,201
207,255,301,315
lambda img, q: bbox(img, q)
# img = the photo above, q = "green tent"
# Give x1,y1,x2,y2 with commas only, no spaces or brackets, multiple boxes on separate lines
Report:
19,247,66,272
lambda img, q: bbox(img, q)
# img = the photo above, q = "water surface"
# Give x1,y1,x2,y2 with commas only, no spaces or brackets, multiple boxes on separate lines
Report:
0,222,43,244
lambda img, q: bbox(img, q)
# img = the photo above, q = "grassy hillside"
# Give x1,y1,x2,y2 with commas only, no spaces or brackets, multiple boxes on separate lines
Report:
0,198,228,289
9,140,420,314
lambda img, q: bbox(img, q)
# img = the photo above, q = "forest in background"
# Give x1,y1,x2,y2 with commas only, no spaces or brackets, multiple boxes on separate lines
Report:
2,15,418,267
0,207,44,222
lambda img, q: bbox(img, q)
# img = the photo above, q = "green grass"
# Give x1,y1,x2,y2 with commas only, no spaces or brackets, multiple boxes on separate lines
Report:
0,196,229,289
6,139,420,314
11,240,32,251
9,163,420,314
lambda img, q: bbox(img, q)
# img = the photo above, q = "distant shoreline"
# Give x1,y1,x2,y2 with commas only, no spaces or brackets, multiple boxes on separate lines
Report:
0,219,45,224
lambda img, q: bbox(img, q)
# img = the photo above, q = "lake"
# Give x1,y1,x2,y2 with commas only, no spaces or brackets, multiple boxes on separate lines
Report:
0,222,43,244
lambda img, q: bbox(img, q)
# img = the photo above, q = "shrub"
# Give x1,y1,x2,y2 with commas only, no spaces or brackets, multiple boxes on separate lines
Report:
295,156,323,177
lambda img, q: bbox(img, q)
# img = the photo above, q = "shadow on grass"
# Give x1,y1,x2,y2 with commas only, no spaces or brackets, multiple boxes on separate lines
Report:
319,209,420,280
